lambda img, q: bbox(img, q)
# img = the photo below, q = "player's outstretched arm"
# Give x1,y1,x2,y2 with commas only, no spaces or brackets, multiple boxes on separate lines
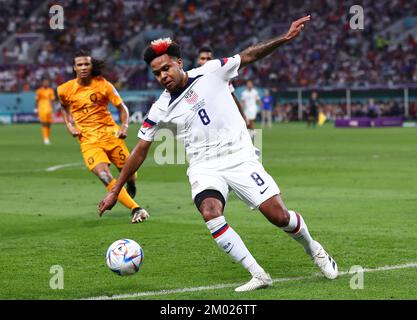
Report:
239,15,310,69
61,105,81,137
98,139,152,216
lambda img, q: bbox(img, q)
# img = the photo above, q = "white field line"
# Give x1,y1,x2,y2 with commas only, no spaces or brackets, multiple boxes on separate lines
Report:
82,261,417,300
45,162,83,172
0,162,84,174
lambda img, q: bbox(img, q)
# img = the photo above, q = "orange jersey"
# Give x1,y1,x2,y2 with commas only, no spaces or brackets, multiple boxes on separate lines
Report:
57,76,123,143
36,87,55,111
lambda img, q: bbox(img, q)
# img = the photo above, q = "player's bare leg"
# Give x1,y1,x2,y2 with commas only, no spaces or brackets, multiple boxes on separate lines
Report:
197,192,272,291
259,195,338,279
93,163,148,223
247,119,256,141
248,119,254,130
118,167,137,198
126,175,137,198
92,162,115,187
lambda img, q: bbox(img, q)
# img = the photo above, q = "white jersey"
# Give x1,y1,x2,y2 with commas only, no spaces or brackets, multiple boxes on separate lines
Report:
138,54,257,174
241,88,259,119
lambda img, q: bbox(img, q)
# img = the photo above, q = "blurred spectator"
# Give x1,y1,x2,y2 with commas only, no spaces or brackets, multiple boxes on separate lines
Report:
367,98,380,118
307,91,319,127
0,0,416,93
241,80,261,133
261,89,273,128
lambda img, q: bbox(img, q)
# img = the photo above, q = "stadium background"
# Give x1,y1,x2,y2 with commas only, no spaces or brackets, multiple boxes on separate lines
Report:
1,0,416,124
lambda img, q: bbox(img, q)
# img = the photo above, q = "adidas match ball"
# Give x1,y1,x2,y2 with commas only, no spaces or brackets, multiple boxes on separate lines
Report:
106,239,144,276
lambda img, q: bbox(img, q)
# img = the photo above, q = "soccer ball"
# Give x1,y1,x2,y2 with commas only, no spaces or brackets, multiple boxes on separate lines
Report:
106,239,144,276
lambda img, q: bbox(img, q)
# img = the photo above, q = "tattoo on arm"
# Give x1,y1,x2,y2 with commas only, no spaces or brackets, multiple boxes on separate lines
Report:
239,36,288,69
238,15,311,68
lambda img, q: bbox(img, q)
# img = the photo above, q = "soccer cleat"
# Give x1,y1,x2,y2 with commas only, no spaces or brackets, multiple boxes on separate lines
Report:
311,241,338,279
131,207,149,223
126,182,136,198
44,139,51,145
234,272,272,292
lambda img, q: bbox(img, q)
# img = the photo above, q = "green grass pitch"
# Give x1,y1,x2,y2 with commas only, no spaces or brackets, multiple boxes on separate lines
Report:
0,122,416,300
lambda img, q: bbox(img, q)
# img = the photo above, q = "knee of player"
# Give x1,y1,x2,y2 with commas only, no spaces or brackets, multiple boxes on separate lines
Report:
199,201,223,221
266,205,290,227
98,171,113,185
195,190,225,221
275,209,290,227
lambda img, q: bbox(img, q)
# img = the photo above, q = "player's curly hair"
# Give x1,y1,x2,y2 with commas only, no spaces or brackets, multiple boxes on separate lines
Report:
72,49,105,77
143,38,181,65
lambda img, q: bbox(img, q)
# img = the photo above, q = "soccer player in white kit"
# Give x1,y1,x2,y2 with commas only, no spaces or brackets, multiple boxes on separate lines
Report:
99,15,338,292
241,79,261,136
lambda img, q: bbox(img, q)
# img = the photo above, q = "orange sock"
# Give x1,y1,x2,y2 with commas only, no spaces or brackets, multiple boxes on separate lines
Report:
107,179,139,210
42,126,48,141
46,126,51,139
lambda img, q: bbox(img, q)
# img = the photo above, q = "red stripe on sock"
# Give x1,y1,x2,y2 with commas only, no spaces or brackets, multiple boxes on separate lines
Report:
213,225,229,238
290,213,301,234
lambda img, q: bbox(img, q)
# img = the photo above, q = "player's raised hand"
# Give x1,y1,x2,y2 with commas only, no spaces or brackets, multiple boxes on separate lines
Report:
98,191,118,216
284,15,311,41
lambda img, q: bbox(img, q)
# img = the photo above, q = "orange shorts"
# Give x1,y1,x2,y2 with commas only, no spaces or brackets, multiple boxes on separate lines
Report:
38,109,52,123
80,137,130,171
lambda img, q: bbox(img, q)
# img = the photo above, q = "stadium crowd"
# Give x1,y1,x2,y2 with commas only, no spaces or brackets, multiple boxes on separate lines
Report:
274,99,412,123
1,0,416,112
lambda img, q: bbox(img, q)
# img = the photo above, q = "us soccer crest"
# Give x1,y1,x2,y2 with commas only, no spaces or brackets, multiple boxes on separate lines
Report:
185,89,199,105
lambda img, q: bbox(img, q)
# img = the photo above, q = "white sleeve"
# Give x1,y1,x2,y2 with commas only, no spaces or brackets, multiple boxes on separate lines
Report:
137,104,165,142
213,54,241,81
188,59,221,77
188,55,241,81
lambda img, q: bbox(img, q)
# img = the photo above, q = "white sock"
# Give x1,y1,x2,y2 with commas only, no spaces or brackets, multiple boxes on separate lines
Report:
282,210,320,256
206,216,265,276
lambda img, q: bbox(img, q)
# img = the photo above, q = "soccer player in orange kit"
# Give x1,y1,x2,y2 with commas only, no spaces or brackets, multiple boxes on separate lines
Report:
35,78,55,145
57,50,149,223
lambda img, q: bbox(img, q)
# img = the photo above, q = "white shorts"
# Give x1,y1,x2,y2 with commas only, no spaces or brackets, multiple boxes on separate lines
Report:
244,107,257,121
188,160,280,209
